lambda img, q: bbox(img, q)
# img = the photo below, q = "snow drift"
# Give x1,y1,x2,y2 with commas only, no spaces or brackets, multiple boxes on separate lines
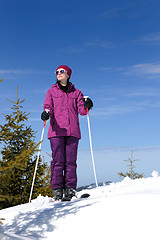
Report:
1,171,160,240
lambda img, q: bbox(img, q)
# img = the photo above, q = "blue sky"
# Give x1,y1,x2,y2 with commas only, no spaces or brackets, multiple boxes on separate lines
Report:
1,0,160,186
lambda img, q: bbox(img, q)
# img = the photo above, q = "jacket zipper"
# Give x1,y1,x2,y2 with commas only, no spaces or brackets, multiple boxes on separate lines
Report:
67,93,71,135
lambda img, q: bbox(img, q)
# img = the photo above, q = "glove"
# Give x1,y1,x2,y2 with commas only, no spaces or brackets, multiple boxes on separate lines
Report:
41,110,51,121
83,97,93,110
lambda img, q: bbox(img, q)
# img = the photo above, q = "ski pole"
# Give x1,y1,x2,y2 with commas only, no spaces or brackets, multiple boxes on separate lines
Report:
84,97,98,188
29,120,47,203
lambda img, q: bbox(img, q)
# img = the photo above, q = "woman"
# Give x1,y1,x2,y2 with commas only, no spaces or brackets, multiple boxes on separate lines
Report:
41,65,93,200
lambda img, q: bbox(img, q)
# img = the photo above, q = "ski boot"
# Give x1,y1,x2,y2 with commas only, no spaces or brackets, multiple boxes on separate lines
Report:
62,188,76,201
53,188,63,201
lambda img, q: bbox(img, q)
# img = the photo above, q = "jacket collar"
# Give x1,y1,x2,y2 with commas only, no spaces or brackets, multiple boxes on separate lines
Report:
52,82,75,93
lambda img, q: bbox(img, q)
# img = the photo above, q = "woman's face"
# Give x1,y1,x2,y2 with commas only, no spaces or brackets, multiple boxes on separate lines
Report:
56,68,69,84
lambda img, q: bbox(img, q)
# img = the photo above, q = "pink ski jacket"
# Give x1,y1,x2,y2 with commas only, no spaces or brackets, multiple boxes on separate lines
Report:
43,83,87,139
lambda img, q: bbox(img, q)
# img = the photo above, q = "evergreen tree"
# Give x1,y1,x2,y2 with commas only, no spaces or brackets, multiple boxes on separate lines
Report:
0,86,52,209
118,150,144,179
33,157,53,197
0,78,6,218
20,155,53,202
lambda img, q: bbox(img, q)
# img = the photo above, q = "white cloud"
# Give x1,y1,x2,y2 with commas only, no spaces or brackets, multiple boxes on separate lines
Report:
98,1,150,20
99,7,123,19
127,63,160,75
99,67,124,71
88,86,160,117
85,40,116,48
57,46,83,54
85,145,160,153
123,89,160,97
0,69,46,75
56,39,116,55
90,104,145,117
140,32,160,45
99,62,160,77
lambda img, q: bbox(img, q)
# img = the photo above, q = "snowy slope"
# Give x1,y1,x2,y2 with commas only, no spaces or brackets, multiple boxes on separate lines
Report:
1,171,160,240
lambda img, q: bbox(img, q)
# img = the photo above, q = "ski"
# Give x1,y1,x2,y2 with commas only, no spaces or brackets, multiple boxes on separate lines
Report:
61,197,72,202
80,193,90,198
62,193,90,202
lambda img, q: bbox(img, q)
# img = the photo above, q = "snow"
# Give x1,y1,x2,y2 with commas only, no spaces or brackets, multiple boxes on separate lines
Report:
1,171,160,240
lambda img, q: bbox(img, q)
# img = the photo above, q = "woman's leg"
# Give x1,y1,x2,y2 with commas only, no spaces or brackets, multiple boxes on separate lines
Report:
65,136,79,189
50,137,65,189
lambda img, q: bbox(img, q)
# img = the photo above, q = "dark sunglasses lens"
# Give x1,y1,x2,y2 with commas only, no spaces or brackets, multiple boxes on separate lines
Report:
56,70,65,75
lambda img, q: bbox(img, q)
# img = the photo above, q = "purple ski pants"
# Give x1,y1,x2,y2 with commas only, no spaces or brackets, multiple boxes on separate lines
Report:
50,136,79,190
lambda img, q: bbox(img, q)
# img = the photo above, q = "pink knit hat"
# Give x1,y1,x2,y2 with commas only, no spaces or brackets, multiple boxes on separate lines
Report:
56,65,72,79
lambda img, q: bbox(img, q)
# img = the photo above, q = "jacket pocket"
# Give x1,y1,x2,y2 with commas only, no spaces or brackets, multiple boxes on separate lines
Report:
53,95,63,112
69,95,78,110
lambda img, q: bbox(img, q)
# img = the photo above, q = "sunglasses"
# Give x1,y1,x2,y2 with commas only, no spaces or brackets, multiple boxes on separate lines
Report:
55,70,67,75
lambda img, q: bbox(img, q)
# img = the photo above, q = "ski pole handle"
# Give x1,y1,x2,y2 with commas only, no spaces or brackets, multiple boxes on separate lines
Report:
83,96,89,102
83,96,89,115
